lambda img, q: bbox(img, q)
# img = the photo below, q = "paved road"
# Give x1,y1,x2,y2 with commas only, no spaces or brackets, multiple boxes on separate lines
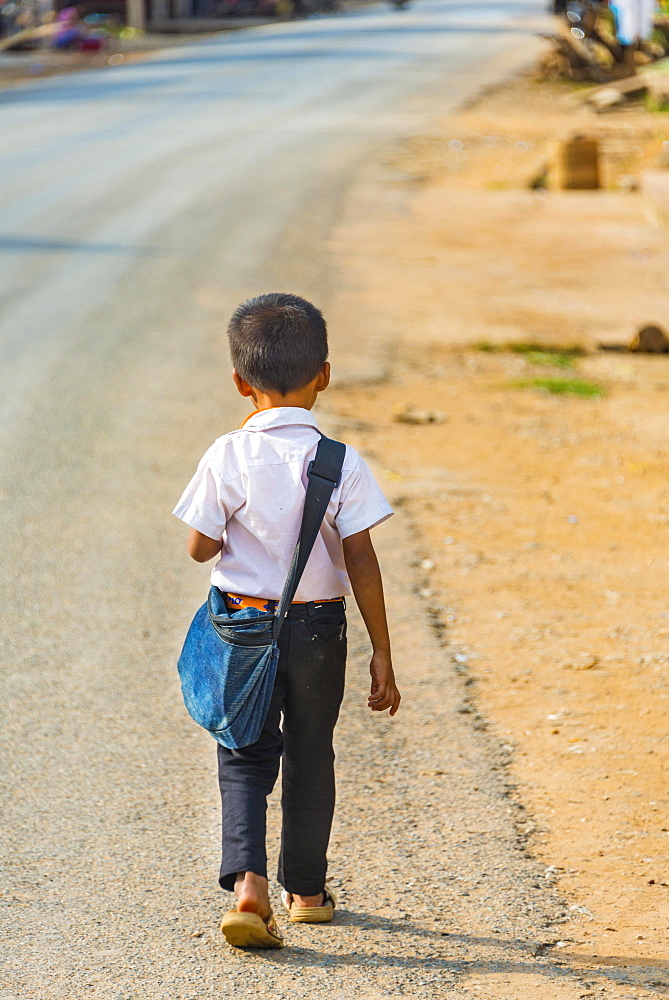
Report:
0,4,573,999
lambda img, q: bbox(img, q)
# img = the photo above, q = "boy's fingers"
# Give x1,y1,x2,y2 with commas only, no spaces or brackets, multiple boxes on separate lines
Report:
368,683,400,713
369,693,392,710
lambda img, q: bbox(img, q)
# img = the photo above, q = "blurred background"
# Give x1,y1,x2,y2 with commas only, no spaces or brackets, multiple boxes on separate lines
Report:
1,1,668,998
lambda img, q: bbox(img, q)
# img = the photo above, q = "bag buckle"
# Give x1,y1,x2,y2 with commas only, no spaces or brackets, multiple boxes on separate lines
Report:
307,459,339,486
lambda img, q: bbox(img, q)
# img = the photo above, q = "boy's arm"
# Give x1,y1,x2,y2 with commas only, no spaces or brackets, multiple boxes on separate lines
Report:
188,527,223,563
342,528,400,716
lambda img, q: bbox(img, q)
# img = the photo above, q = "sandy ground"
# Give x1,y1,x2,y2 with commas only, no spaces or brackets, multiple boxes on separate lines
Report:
323,72,669,993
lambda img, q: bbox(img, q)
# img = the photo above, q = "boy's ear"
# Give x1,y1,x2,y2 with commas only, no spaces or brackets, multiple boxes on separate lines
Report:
316,362,330,392
232,369,254,398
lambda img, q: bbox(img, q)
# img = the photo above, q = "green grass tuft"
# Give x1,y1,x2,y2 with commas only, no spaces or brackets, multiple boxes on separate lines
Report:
507,342,586,358
644,92,669,114
474,341,586,363
513,377,604,398
524,350,576,368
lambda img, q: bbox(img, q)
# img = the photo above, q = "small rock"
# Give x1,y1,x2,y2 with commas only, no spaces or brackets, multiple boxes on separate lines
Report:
561,652,598,671
393,404,446,425
587,86,625,112
629,324,669,354
618,174,638,192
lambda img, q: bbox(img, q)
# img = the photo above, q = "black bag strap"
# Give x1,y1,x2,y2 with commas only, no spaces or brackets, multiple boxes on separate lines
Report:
272,434,346,640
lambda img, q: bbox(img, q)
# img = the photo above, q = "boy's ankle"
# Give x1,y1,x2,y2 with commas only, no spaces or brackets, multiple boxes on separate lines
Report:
234,871,271,920
291,891,326,907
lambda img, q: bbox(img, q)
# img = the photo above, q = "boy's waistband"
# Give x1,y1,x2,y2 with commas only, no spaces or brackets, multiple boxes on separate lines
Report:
224,592,345,613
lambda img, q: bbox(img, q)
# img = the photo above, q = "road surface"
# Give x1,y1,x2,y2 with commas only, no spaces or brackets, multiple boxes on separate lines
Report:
0,4,588,999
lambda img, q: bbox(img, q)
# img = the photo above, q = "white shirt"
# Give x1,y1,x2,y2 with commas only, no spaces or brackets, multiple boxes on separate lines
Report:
173,407,393,601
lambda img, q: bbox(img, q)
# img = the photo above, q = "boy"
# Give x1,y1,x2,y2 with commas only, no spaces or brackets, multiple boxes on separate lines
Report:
173,293,400,948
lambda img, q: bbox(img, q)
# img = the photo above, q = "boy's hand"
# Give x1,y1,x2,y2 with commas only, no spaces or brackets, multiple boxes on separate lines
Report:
368,650,401,716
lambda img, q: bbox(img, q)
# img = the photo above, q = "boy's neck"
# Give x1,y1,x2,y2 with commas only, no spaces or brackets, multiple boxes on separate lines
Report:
248,390,314,411
233,364,330,413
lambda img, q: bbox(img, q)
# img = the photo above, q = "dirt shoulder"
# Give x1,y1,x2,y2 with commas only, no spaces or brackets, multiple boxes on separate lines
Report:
324,72,669,992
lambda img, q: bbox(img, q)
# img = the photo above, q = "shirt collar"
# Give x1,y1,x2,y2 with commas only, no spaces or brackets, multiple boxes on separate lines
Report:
241,407,319,432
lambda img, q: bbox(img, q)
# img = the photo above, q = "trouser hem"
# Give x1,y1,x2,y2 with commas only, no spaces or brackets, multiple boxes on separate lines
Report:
219,861,268,893
278,864,329,896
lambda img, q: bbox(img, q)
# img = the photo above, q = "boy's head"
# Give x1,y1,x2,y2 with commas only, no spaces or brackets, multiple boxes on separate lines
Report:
228,293,328,397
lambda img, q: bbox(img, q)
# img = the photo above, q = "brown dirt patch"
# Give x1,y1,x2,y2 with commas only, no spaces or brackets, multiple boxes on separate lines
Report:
325,72,669,990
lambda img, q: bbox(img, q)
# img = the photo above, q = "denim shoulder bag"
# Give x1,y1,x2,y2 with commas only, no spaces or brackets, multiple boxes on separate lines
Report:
177,435,346,750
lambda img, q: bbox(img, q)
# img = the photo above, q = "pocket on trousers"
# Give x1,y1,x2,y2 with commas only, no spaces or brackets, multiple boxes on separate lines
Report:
304,615,347,646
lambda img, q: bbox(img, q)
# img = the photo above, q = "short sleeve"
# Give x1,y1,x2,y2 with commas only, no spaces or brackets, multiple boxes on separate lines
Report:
335,451,393,540
172,441,241,541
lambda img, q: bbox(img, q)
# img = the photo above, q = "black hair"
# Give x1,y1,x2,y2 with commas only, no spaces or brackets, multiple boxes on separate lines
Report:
227,293,328,395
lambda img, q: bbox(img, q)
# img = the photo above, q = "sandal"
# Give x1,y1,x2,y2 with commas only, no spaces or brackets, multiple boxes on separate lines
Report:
220,908,284,948
281,880,337,923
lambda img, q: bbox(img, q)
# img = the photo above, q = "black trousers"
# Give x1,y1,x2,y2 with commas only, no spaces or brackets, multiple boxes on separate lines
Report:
217,600,347,895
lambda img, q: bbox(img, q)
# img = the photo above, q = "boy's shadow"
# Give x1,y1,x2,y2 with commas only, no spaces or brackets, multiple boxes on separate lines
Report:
245,909,669,991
